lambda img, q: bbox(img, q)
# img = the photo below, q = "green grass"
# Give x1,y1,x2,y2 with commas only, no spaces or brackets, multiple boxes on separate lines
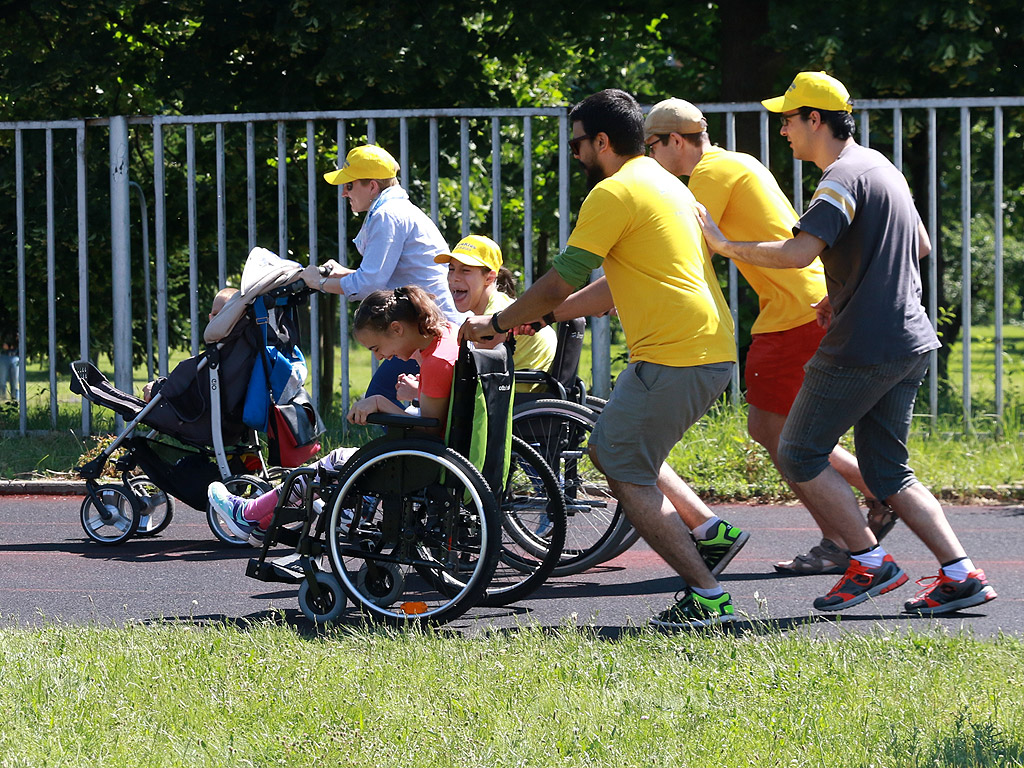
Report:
0,621,1022,767
668,403,1024,502
944,323,1024,414
5,402,1021,498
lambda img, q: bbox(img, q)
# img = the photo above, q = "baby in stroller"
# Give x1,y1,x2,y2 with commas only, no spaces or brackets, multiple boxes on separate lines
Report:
141,287,238,402
209,284,457,546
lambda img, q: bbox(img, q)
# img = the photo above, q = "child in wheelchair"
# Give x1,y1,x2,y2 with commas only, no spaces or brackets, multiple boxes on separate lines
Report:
208,284,458,545
436,235,556,389
213,278,562,625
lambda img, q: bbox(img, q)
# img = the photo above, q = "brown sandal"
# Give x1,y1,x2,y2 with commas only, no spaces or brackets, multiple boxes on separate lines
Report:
773,538,851,576
866,499,899,542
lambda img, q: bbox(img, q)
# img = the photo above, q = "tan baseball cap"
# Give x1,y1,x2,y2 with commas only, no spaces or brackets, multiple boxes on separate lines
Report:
323,145,400,185
761,71,853,114
644,98,707,140
434,235,503,272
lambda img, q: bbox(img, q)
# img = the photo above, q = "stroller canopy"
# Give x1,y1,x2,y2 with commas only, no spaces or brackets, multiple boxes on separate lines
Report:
204,248,305,345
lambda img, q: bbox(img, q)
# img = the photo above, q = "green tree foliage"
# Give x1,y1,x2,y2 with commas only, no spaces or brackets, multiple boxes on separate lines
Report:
1,0,1021,403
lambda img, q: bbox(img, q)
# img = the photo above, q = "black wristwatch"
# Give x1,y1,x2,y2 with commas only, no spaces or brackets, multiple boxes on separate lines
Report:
490,312,507,334
542,311,557,327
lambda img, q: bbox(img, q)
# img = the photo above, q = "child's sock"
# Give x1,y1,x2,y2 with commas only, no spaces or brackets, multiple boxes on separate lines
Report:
242,488,280,525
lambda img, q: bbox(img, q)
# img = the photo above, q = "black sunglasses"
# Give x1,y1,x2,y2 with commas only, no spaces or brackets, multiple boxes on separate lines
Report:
568,134,593,155
645,134,672,154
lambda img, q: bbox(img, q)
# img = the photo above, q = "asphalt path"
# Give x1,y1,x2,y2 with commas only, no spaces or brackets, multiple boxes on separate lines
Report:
2,495,1020,638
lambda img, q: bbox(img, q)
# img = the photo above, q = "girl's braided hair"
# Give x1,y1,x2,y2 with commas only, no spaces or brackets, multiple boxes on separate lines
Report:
353,285,447,338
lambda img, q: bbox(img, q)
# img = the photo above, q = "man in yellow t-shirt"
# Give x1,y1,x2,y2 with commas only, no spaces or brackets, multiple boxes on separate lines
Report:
644,98,897,575
461,89,742,629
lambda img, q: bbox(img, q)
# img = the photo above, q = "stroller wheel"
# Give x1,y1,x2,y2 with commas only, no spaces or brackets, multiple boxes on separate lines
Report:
80,484,140,545
297,571,347,624
207,474,272,547
127,475,174,536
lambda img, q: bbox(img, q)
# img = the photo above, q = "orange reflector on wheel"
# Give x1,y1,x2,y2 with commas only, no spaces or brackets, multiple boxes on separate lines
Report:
399,601,428,615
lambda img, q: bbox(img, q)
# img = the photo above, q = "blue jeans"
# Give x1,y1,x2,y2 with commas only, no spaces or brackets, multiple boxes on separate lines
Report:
778,351,930,501
0,352,18,399
364,357,420,407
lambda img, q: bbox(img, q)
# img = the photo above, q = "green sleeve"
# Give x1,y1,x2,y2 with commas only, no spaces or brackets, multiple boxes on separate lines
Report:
553,245,603,289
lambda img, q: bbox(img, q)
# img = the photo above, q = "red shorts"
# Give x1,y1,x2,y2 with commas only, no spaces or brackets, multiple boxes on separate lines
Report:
744,319,826,416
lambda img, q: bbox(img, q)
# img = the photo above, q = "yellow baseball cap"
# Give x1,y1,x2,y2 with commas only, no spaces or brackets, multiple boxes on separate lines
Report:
434,235,503,272
323,145,400,185
761,71,853,114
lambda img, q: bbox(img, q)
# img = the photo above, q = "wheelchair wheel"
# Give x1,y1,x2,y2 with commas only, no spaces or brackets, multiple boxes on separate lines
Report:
512,399,632,576
603,524,643,561
207,474,272,547
297,571,347,625
326,440,500,626
127,475,174,536
477,435,567,607
80,484,140,545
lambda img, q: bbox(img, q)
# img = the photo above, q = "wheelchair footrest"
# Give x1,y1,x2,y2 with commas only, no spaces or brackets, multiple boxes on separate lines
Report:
246,554,305,584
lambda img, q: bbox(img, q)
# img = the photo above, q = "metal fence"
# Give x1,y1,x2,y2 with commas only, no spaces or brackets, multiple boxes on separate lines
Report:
2,97,1022,436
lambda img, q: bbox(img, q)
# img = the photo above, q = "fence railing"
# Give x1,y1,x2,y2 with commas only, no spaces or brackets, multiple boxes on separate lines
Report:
2,97,1022,436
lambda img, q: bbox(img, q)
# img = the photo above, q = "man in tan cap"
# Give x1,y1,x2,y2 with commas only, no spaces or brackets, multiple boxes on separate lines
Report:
645,97,895,576
697,71,997,617
302,144,461,405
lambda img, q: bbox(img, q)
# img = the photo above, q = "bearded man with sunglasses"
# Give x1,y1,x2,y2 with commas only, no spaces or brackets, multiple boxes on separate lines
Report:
462,88,743,629
304,144,461,405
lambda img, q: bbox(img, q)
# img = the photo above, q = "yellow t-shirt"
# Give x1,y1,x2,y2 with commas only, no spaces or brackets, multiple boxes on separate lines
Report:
566,156,735,367
486,291,557,388
689,146,826,334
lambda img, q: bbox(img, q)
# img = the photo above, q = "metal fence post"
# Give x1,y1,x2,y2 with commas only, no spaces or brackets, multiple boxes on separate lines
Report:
109,116,133,402
128,180,153,382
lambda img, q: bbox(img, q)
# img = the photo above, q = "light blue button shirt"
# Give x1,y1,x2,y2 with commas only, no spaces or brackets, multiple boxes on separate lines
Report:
341,185,463,324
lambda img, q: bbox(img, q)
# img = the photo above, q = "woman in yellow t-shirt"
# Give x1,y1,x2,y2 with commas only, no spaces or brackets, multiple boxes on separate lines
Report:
435,235,556,379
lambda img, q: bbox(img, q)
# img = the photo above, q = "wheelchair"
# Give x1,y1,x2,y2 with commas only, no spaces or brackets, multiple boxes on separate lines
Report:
245,340,567,626
512,318,639,575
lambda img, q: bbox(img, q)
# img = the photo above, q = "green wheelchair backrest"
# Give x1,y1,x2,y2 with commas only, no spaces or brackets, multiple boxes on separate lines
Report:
445,339,516,495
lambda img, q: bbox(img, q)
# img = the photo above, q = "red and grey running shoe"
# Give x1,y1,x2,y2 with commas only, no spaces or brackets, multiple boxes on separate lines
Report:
812,554,908,612
903,569,998,616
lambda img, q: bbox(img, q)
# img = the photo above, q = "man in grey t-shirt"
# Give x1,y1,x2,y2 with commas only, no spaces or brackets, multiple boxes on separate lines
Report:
697,71,997,617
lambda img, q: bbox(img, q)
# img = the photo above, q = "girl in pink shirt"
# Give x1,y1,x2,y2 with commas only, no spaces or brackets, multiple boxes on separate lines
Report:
208,285,458,545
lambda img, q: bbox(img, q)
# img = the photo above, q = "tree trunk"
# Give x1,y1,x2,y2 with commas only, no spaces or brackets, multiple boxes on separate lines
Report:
717,0,785,155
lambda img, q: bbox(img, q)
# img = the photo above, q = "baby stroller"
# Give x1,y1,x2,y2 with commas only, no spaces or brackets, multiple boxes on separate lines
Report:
70,248,324,546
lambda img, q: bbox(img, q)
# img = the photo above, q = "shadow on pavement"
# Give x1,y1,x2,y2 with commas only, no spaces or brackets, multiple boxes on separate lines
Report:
0,537,257,563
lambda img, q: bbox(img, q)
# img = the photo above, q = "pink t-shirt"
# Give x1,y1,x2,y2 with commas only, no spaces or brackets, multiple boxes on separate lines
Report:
413,323,459,399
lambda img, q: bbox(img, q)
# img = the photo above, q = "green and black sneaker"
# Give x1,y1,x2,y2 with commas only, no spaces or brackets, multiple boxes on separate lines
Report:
694,520,749,576
649,589,736,629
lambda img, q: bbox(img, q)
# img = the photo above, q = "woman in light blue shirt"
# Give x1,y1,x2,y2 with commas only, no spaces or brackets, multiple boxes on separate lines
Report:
302,144,462,406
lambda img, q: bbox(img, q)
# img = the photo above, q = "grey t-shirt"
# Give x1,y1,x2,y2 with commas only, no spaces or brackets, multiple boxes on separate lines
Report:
795,143,939,366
